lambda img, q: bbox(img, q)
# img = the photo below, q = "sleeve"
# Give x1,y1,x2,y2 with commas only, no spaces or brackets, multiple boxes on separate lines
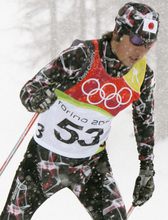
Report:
20,40,89,112
132,65,155,162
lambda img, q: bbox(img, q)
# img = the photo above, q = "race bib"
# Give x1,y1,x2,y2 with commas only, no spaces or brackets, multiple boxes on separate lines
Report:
34,92,112,158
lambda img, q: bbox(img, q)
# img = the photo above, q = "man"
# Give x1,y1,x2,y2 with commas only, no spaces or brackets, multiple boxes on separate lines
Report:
0,2,159,220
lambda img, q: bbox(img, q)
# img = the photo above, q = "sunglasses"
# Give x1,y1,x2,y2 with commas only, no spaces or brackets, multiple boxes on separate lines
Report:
130,33,155,49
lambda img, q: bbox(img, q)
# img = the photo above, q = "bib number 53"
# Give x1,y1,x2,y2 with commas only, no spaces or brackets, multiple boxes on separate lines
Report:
54,118,103,146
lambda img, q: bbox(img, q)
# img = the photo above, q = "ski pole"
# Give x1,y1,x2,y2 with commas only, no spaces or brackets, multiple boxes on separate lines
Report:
0,113,39,176
127,205,135,218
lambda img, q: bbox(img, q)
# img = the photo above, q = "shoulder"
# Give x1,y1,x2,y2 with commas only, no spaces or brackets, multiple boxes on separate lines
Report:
71,39,95,48
145,63,155,84
71,38,106,60
142,63,155,90
146,64,154,77
68,39,98,63
56,40,95,67
70,39,96,55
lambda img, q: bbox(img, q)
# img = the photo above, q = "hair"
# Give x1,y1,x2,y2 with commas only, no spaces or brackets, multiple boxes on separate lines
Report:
102,31,113,42
102,25,124,42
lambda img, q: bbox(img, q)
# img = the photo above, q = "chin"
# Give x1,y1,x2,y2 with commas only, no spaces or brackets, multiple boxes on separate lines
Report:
122,61,134,68
126,59,138,67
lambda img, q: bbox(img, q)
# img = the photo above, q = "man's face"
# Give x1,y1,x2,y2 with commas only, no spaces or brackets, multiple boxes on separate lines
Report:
112,34,150,68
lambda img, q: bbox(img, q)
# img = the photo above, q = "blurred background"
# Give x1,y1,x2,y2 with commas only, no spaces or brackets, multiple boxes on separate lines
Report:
0,0,168,219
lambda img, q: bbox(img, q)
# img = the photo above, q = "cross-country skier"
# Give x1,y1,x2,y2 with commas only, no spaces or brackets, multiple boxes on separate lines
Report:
0,2,159,220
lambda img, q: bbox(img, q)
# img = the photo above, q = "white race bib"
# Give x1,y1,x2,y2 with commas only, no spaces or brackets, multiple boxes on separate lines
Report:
34,98,112,158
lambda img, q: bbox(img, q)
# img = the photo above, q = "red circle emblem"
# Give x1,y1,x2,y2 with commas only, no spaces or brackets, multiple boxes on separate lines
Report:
148,22,154,30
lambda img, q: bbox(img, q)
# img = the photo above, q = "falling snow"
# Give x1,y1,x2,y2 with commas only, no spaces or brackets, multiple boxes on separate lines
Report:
0,1,168,220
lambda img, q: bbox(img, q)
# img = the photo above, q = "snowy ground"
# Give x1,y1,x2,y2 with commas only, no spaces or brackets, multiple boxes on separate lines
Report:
1,1,168,219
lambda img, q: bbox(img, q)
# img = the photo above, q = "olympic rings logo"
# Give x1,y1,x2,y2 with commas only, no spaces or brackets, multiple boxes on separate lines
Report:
81,78,133,109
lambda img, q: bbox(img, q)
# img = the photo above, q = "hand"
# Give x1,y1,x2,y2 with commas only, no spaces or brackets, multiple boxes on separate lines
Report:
29,87,57,113
133,160,155,206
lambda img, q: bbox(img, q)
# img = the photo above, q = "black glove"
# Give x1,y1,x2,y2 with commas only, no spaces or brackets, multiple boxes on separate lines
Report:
133,160,155,207
29,87,57,113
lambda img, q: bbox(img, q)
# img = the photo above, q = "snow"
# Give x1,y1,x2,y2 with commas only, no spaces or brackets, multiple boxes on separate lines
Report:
1,1,168,219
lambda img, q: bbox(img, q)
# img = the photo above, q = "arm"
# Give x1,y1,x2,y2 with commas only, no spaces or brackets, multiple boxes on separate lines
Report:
20,40,89,112
133,65,155,161
132,65,155,206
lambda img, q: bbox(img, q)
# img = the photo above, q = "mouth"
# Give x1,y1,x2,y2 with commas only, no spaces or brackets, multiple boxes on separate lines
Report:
129,56,139,63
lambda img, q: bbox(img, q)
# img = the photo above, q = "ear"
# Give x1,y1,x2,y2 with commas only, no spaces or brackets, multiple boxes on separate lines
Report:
113,31,119,41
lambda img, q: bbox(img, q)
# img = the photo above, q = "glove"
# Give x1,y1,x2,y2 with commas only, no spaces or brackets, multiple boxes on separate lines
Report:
29,87,57,113
133,160,155,207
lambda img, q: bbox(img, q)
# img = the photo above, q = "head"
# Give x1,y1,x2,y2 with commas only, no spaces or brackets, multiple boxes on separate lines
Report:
111,2,159,67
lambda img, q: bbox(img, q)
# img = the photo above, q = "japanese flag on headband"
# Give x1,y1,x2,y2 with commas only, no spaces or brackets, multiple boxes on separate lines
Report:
143,18,158,34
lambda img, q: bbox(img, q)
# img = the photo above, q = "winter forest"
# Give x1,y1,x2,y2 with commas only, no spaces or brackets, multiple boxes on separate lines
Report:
0,0,168,219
